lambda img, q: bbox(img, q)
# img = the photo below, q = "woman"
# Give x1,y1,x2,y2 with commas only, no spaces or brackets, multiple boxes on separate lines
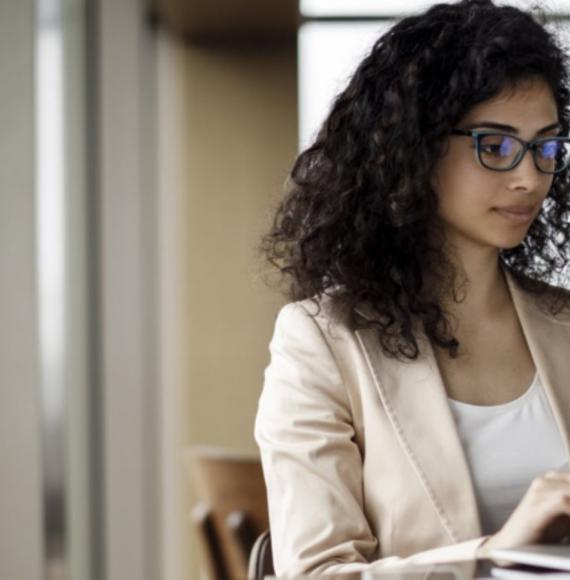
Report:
255,0,570,575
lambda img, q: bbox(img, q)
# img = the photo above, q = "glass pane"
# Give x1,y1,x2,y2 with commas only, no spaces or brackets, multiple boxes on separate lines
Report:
299,21,393,150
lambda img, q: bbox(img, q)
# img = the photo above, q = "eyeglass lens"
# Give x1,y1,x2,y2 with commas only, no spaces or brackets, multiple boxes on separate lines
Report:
477,134,570,173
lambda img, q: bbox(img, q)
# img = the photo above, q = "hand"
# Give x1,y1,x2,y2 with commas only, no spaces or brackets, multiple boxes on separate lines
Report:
477,471,570,558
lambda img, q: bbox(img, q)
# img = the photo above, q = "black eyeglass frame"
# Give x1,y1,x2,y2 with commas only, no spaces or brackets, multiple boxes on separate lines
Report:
450,129,570,175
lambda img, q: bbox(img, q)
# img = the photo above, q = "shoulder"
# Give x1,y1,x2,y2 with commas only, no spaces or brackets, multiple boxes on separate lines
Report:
267,296,371,375
260,297,357,420
274,293,362,340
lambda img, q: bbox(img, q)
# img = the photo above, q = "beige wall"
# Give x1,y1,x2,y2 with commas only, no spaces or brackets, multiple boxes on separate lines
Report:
158,33,297,580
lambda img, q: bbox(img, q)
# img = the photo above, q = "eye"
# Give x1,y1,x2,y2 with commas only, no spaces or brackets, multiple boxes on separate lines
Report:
479,135,516,157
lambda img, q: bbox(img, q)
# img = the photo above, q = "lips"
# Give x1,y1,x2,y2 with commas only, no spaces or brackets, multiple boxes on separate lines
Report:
493,205,535,224
495,205,535,214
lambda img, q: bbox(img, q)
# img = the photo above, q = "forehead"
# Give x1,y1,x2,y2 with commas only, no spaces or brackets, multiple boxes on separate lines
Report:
460,77,558,126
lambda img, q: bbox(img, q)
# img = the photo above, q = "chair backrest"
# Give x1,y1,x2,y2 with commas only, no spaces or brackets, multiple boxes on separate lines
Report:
248,529,274,580
186,446,269,579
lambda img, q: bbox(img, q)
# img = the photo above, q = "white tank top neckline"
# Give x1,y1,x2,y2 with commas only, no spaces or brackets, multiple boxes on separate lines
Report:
447,371,569,535
448,370,539,412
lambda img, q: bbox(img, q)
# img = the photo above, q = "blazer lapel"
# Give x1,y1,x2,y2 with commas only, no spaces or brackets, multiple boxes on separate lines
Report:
504,270,570,460
354,316,482,543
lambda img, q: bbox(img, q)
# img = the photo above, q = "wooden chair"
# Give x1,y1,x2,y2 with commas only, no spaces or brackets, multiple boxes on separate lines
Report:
186,446,269,579
248,530,274,580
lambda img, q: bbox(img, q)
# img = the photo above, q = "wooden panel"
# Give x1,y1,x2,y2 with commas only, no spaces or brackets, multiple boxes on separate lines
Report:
152,0,299,41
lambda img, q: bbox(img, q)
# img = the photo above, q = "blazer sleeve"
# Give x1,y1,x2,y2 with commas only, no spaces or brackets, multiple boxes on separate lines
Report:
255,302,488,577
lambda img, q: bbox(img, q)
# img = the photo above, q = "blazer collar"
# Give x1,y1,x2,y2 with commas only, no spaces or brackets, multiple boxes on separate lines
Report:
504,271,570,459
354,268,570,542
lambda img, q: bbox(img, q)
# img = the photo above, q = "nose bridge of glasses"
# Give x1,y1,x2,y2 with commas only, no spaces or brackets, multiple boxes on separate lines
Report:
502,134,550,170
505,135,530,168
512,138,545,176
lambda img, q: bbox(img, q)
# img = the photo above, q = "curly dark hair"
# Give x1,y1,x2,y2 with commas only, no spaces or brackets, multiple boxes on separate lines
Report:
261,0,570,359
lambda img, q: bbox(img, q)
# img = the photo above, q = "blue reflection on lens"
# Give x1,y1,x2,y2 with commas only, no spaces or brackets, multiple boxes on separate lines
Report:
499,137,516,157
540,140,559,160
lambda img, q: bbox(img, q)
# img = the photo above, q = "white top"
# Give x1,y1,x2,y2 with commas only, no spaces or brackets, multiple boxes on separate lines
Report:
448,372,569,535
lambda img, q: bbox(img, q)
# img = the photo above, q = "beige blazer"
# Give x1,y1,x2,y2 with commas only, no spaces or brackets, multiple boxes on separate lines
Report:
255,269,570,577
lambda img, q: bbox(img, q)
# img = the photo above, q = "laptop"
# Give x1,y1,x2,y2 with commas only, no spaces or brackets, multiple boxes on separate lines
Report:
491,545,570,572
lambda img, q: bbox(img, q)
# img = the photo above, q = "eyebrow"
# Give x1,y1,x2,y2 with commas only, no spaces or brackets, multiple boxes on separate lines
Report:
463,121,562,136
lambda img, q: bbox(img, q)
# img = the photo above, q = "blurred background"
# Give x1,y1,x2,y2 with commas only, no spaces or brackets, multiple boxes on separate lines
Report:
3,1,570,579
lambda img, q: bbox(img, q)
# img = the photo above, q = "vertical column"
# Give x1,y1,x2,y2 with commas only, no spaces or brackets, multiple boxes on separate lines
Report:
97,0,159,579
0,1,44,579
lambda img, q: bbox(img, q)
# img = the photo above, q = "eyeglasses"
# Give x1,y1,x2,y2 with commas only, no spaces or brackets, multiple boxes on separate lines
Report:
450,129,570,174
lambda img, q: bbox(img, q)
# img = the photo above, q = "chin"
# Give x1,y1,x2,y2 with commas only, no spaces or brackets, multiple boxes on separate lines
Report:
499,241,525,251
486,224,532,251
495,235,528,250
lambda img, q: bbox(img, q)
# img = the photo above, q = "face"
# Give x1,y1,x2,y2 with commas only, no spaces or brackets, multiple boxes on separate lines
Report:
431,77,559,256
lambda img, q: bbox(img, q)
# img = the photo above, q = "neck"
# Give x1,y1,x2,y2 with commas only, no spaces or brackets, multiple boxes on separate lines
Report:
433,242,511,320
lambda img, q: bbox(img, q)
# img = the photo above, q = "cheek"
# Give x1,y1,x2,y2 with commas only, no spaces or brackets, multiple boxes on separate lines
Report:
433,157,494,217
432,144,479,195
